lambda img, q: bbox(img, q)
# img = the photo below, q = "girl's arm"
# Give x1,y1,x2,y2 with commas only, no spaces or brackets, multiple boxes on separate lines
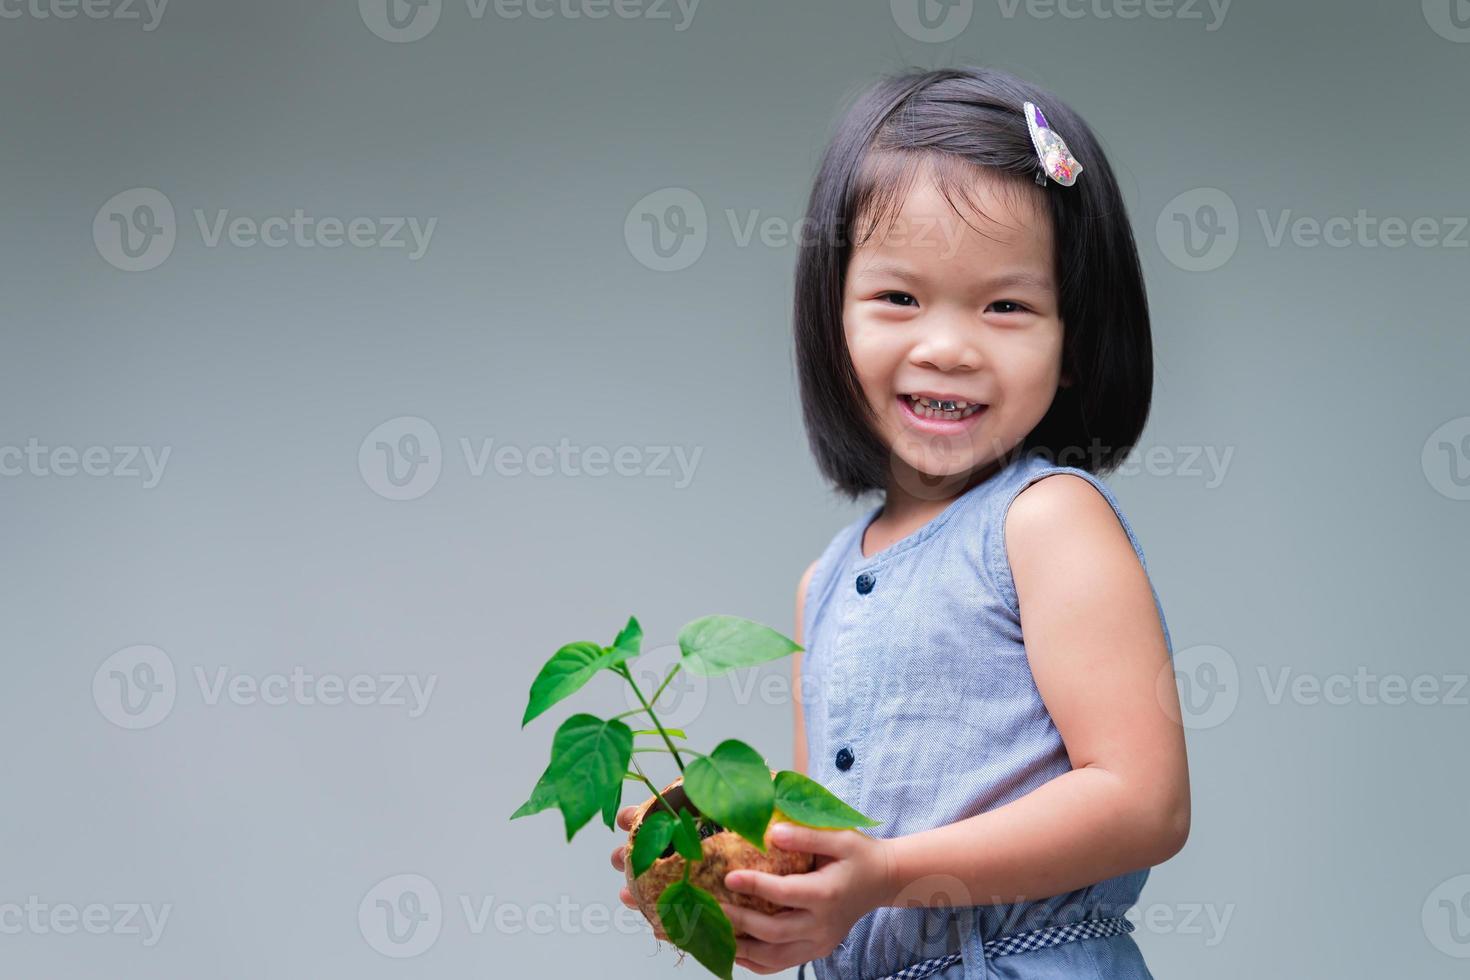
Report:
791,559,817,777
885,474,1191,905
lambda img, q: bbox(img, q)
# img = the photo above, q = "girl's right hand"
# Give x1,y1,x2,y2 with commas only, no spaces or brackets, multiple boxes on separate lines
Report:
611,803,669,941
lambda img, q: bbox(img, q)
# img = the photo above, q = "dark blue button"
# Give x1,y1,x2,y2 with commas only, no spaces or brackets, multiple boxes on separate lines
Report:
835,746,854,770
855,572,875,594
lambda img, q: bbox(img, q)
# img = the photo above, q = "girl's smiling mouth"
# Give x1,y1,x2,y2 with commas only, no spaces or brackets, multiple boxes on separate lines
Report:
898,392,989,430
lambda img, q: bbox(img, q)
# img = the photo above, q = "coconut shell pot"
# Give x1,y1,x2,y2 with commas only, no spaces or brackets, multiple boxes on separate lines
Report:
626,771,813,938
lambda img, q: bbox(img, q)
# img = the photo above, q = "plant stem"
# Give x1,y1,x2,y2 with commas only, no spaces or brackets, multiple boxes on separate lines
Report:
611,707,650,721
632,746,705,757
629,756,679,824
616,663,685,773
649,663,683,706
631,728,687,739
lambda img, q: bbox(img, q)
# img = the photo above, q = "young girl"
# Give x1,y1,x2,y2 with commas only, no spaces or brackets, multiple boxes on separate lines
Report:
616,66,1189,979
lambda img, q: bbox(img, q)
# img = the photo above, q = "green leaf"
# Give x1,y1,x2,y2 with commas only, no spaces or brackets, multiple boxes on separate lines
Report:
773,770,881,829
656,881,735,980
601,774,623,831
509,764,558,820
546,714,634,841
612,615,643,656
672,808,704,862
631,728,686,739
630,810,676,879
677,615,801,677
521,640,634,727
683,740,774,852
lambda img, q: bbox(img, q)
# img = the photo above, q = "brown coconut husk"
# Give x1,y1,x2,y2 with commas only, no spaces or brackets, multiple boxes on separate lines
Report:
626,770,813,939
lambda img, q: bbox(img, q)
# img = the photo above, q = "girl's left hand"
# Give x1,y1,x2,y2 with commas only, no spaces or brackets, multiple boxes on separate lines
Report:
720,822,896,975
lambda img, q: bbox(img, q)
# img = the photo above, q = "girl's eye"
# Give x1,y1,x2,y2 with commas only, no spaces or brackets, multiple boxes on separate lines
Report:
877,291,918,308
987,300,1029,314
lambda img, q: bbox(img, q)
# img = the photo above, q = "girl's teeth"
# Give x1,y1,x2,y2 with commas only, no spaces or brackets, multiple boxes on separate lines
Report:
905,394,984,420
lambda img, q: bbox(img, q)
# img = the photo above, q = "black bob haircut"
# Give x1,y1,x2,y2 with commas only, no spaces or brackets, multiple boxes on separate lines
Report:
794,66,1154,502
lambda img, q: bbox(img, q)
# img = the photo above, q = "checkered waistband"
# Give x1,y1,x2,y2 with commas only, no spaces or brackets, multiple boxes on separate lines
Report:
799,915,1135,980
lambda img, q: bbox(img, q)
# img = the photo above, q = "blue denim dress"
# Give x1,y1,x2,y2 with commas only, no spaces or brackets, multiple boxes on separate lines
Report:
796,449,1173,980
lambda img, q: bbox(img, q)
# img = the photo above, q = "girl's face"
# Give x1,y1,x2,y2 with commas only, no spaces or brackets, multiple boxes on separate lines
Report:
843,166,1068,495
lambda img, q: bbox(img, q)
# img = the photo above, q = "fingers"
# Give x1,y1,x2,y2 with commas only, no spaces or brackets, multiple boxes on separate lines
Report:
724,868,824,910
732,934,799,975
616,804,638,831
610,842,626,872
768,822,856,858
735,955,778,975
720,902,810,945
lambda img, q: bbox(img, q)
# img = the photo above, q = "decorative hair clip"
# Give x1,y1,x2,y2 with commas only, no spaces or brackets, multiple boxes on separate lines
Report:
1023,101,1082,187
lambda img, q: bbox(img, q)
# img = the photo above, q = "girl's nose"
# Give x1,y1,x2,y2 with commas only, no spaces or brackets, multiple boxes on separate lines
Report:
908,318,982,373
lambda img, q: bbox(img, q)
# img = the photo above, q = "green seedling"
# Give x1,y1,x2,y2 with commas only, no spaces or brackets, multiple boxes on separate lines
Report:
511,614,880,980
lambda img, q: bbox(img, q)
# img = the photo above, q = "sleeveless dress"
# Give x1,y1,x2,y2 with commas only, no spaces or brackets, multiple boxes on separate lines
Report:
796,449,1174,980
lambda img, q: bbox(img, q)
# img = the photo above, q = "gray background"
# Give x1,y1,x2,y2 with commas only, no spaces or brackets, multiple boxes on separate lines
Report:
3,0,1468,977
